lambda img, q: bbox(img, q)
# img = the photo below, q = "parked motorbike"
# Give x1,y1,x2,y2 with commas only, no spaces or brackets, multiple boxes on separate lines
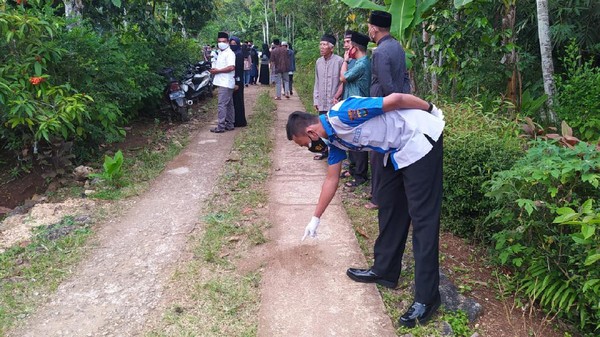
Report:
180,60,213,105
160,67,190,122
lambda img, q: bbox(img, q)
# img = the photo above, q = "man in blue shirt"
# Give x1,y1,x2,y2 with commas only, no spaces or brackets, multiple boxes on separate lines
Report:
339,31,371,187
286,93,444,328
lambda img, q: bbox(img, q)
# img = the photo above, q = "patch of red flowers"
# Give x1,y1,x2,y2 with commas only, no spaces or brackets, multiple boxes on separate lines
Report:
29,76,45,85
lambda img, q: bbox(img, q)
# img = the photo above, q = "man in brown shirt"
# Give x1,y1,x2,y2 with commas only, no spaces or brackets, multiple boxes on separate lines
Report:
270,39,291,100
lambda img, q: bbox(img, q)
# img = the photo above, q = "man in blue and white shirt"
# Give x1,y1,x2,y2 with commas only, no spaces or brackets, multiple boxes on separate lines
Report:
286,93,444,328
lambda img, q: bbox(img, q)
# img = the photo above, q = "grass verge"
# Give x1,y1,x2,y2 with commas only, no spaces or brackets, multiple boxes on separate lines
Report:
146,91,276,336
0,216,92,335
0,101,216,335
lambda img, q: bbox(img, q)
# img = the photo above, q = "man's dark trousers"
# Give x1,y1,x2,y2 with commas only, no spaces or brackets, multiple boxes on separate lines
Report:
372,135,443,304
349,151,368,183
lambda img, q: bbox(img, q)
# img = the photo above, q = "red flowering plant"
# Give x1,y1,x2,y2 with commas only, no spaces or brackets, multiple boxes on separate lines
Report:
0,9,92,157
29,76,46,85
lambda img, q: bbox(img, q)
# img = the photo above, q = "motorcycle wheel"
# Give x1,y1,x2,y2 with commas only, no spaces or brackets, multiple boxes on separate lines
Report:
170,101,190,122
178,105,190,122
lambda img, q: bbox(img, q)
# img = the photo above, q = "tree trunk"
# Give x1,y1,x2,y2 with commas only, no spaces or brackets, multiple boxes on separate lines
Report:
63,0,83,22
264,0,270,43
536,0,558,123
501,0,519,114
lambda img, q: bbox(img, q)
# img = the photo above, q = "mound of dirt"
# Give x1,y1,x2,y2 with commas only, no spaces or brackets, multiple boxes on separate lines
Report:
0,198,95,252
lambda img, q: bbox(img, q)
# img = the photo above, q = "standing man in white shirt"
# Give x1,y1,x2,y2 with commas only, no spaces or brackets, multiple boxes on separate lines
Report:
312,34,344,160
286,93,445,328
209,31,236,133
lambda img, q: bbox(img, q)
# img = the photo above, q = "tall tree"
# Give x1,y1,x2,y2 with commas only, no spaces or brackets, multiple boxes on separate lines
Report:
536,0,557,123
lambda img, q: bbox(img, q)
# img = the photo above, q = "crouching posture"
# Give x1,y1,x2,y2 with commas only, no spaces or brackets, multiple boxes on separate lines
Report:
286,93,445,328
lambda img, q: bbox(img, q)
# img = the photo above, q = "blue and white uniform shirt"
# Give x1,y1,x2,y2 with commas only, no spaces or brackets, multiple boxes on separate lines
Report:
319,96,445,170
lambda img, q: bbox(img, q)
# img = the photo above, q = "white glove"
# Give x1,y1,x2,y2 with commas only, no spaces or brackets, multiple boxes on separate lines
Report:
430,104,445,121
302,216,320,241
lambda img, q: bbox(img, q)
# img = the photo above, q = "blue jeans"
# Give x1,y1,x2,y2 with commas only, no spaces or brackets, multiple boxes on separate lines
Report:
273,72,289,97
244,70,252,85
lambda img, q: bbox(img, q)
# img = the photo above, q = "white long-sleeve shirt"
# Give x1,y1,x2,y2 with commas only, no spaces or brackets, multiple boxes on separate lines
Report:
322,96,445,170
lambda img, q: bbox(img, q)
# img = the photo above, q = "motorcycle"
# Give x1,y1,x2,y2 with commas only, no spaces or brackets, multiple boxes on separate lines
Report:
180,60,213,105
160,67,190,122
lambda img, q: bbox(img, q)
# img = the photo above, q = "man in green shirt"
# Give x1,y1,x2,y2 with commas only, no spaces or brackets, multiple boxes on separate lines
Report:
339,31,371,187
340,32,371,99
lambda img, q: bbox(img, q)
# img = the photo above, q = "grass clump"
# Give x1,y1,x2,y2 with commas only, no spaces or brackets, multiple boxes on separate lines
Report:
0,216,93,335
147,90,275,337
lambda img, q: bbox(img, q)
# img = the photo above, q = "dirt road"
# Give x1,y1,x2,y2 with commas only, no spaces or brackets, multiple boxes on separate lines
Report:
8,88,260,336
8,86,395,336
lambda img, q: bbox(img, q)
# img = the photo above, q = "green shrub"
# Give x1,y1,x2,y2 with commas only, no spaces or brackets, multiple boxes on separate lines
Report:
442,99,523,240
0,8,93,154
555,41,600,141
485,140,600,333
0,4,201,164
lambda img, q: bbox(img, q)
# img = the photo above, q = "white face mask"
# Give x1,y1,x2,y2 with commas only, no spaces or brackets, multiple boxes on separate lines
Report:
217,42,229,50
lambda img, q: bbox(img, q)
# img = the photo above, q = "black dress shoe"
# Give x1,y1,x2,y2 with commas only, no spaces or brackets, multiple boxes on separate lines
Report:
346,268,397,289
398,295,441,328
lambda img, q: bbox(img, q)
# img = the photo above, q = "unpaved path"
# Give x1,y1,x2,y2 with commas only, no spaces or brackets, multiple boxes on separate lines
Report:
257,94,396,336
9,86,396,336
8,88,262,337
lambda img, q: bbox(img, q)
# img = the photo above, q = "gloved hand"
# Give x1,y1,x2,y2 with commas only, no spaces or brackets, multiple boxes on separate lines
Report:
430,104,445,121
302,216,320,241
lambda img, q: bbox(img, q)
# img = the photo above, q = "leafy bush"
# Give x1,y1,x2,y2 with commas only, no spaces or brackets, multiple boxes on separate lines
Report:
0,8,93,154
555,41,600,141
485,140,600,333
0,4,201,164
442,99,523,240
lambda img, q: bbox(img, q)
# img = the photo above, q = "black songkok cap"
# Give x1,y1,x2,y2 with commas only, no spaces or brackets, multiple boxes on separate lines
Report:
320,34,337,46
273,38,281,45
351,32,370,48
217,31,229,39
369,10,392,28
344,30,354,38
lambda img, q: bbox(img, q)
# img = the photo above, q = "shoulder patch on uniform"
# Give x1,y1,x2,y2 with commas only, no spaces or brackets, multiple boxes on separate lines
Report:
348,108,369,120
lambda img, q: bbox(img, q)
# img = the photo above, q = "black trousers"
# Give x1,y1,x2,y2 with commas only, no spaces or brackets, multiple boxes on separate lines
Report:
233,84,247,127
348,151,368,183
370,152,384,204
289,73,294,93
372,135,443,304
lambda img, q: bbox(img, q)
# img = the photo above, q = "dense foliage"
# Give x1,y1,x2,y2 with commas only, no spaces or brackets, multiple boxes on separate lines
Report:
0,1,207,165
441,100,523,240
486,140,600,333
554,42,600,141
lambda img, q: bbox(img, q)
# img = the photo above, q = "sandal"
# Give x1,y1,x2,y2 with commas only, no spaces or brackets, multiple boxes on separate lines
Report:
345,180,364,188
364,201,379,210
313,153,328,160
340,170,351,178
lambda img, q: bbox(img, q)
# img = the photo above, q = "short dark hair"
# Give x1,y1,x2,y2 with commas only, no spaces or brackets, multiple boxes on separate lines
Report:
286,111,319,140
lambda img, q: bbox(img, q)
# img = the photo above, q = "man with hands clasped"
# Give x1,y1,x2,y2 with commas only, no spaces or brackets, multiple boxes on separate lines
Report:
287,92,445,328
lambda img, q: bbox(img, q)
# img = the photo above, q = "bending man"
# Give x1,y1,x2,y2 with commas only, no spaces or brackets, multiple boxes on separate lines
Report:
286,94,444,328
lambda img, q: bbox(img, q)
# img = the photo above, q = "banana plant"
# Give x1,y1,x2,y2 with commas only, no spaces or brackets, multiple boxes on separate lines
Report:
342,0,474,46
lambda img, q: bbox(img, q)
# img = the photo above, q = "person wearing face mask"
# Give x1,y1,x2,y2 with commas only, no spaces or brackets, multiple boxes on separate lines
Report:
230,36,247,128
313,34,344,161
286,91,445,329
338,31,371,188
209,32,236,133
